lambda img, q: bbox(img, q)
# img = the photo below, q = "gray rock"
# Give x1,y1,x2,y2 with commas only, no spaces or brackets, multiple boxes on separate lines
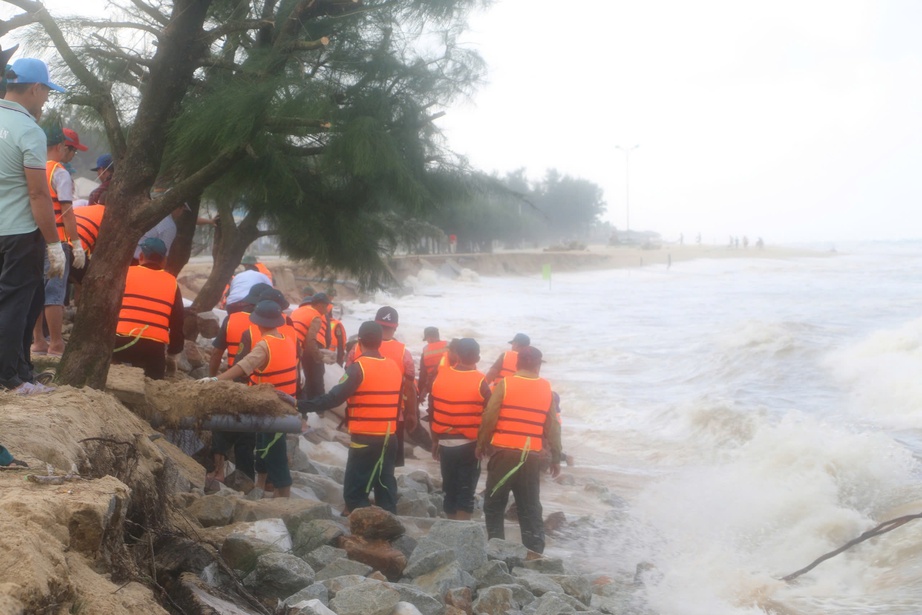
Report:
473,586,516,614
531,592,577,614
330,582,401,615
490,583,536,607
398,473,430,494
426,519,488,572
474,559,516,588
486,538,528,569
292,519,346,558
290,447,319,473
412,560,471,599
393,602,425,615
388,583,444,615
312,460,346,483
283,502,335,535
397,488,432,517
319,574,372,596
293,599,336,615
187,494,236,528
245,487,265,501
291,471,345,505
220,531,285,575
244,552,315,600
521,557,566,574
392,534,418,558
284,583,329,607
548,575,592,605
303,545,347,571
512,567,564,596
404,538,457,578
314,557,373,581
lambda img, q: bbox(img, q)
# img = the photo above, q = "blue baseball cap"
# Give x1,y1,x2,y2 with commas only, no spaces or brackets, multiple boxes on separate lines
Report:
91,153,114,172
8,58,65,92
138,237,167,259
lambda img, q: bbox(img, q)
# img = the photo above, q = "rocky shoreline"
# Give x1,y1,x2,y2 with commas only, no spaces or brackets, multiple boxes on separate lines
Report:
0,360,649,615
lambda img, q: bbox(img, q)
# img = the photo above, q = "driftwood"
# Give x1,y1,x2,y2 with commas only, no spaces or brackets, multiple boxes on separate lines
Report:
782,512,922,582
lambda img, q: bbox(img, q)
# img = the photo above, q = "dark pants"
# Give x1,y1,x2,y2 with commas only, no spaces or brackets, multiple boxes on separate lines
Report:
211,431,256,479
483,448,546,554
0,230,44,389
254,432,291,489
112,336,167,380
303,358,325,399
344,434,397,513
440,441,480,514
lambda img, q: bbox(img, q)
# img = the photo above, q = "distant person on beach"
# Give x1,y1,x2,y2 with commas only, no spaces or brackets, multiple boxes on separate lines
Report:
112,238,183,379
299,321,401,513
477,346,561,554
205,300,301,498
429,337,490,520
485,332,530,385
418,326,449,398
0,55,68,395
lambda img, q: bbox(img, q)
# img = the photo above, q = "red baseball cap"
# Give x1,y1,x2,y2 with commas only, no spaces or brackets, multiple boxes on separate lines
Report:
63,128,88,151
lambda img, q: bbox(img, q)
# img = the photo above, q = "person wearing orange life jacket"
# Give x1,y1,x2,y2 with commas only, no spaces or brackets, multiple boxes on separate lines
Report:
30,125,87,357
242,254,273,284
73,203,105,255
205,282,271,484
112,238,184,380
484,332,531,385
347,306,422,465
429,337,491,520
205,300,302,498
290,292,331,399
329,316,346,366
477,346,561,554
417,326,449,399
298,321,401,513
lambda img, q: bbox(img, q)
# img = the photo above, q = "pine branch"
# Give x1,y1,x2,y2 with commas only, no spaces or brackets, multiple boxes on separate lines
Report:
266,117,332,132
127,0,170,26
781,512,922,583
286,37,330,52
205,19,275,43
76,19,162,37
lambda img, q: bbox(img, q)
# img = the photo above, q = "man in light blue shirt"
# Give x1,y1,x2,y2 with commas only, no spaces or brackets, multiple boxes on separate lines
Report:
0,56,67,394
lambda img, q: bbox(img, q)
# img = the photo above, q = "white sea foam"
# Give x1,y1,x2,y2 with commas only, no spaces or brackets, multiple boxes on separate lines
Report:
335,242,922,614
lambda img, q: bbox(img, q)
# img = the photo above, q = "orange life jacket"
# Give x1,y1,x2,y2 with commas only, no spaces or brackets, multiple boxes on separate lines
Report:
357,338,407,375
45,160,70,242
290,304,326,347
248,332,298,395
422,341,449,374
490,375,552,452
74,204,105,253
492,350,519,384
247,322,298,350
347,355,402,436
254,262,273,283
430,367,486,441
116,265,177,344
224,311,252,366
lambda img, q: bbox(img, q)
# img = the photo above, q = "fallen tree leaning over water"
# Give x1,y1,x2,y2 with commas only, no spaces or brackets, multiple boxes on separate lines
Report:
781,512,922,582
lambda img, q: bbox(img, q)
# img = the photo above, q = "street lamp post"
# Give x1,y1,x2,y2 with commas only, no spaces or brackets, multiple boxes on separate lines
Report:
615,144,639,241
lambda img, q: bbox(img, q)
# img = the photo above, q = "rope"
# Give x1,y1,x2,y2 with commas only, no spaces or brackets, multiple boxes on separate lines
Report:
113,325,150,352
489,437,531,497
365,422,393,494
255,432,285,460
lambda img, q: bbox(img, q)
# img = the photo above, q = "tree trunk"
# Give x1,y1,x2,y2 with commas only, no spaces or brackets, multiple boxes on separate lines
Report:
166,195,202,276
189,204,262,313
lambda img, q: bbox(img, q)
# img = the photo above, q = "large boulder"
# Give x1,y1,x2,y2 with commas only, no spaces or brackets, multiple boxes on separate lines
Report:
220,519,291,575
314,557,373,581
403,538,456,579
349,506,406,540
531,592,578,614
548,574,593,606
244,552,315,600
186,494,236,528
426,520,487,572
292,519,346,559
329,582,401,615
472,586,516,615
411,561,473,600
339,535,407,581
473,559,515,588
292,599,336,615
387,584,443,615
485,537,528,569
302,544,347,571
284,583,329,608
511,567,564,596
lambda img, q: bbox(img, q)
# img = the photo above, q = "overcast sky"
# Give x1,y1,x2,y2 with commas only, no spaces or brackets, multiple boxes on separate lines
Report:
440,0,922,243
4,0,919,243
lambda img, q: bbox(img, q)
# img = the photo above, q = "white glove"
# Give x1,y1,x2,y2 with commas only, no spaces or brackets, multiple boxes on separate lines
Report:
197,376,218,383
71,239,86,269
46,242,65,278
